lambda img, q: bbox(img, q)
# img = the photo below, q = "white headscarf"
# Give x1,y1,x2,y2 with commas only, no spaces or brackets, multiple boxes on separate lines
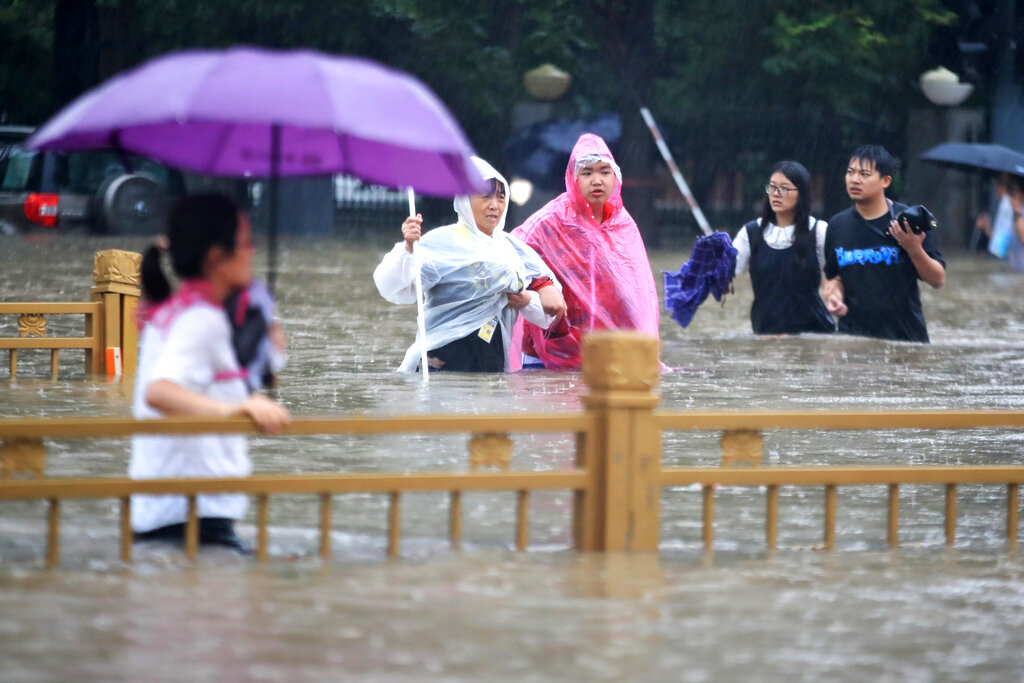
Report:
453,156,511,234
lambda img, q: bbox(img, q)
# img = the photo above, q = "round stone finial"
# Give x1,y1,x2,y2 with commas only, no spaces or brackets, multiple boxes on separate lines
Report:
524,64,572,101
919,67,973,106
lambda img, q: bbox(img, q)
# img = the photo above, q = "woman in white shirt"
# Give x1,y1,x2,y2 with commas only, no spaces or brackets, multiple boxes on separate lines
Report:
733,160,834,335
131,194,290,553
374,157,566,372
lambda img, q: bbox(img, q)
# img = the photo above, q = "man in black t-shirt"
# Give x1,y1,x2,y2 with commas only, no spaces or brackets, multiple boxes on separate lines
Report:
823,145,946,342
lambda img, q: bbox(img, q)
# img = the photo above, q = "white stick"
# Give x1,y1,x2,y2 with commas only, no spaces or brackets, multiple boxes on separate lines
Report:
407,187,429,381
640,107,712,236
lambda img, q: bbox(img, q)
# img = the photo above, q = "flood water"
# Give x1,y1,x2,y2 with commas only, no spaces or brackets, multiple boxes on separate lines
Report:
2,234,1024,681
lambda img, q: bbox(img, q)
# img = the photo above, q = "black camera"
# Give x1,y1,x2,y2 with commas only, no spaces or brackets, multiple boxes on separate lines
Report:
895,205,937,235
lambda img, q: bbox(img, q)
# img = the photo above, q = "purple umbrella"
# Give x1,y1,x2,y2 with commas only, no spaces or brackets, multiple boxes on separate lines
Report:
28,46,484,290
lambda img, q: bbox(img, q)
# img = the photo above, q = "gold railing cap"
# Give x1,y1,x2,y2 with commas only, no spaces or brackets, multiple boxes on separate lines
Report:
582,331,660,392
93,249,142,289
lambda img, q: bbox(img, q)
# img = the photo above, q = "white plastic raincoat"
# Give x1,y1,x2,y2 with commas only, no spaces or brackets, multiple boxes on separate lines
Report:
374,157,559,372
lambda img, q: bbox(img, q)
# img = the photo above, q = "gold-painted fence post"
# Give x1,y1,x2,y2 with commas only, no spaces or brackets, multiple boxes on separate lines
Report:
579,331,661,552
91,250,142,377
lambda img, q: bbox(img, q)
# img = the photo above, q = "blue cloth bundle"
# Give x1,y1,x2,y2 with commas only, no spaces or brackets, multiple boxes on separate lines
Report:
662,231,737,328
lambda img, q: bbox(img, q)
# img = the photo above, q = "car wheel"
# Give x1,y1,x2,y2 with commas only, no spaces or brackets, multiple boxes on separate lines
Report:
93,173,169,235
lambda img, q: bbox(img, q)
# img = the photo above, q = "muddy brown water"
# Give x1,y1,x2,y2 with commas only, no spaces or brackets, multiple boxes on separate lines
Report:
2,235,1023,681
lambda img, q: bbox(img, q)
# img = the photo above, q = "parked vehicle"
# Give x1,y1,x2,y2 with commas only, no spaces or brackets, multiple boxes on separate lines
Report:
0,126,186,235
0,125,34,157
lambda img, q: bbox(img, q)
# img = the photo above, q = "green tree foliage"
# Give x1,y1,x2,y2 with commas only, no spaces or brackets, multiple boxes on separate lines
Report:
0,0,55,123
0,0,957,223
654,0,956,212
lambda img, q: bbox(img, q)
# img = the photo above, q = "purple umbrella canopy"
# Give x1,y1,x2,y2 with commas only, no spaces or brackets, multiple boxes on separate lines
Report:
29,46,485,291
28,46,484,196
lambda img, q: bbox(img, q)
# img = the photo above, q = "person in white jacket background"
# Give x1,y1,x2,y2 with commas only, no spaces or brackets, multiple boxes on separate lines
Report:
374,157,566,372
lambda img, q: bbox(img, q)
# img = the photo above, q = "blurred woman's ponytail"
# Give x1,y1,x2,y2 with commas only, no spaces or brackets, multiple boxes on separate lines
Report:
140,243,172,304
141,193,239,304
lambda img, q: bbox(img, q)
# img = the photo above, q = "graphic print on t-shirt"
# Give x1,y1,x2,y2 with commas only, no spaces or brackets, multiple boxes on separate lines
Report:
834,245,901,267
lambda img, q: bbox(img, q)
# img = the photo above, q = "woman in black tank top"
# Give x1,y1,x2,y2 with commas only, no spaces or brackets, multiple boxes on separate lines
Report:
735,160,834,335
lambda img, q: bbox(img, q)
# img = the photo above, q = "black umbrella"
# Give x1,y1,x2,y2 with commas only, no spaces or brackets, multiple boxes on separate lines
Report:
921,142,1024,177
504,113,621,191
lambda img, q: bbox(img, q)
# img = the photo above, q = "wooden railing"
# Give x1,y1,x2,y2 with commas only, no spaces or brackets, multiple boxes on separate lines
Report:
1,331,1023,567
0,249,140,379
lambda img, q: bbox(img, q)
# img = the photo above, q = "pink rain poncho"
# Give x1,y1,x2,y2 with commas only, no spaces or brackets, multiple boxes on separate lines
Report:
511,134,660,369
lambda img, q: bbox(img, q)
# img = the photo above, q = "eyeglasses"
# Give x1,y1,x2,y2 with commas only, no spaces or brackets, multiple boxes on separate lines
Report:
765,183,797,197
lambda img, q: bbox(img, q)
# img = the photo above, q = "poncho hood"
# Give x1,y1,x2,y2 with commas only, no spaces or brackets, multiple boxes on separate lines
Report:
373,155,557,373
454,156,510,234
564,133,624,229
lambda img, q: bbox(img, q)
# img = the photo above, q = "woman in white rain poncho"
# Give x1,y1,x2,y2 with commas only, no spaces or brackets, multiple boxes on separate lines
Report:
374,157,566,372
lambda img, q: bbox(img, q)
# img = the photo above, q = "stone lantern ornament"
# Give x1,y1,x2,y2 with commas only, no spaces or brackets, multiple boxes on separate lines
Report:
523,64,572,101
919,67,974,106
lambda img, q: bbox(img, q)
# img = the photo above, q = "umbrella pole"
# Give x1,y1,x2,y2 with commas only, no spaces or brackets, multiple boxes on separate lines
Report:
268,123,281,295
640,107,712,236
407,187,429,382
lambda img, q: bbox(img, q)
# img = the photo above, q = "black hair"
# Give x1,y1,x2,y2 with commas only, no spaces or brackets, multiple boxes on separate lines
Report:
140,193,240,304
1005,174,1024,195
479,178,506,199
751,160,817,277
758,160,811,234
849,145,897,179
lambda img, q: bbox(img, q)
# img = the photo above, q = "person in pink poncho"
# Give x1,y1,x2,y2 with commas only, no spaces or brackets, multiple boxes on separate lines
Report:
511,133,660,369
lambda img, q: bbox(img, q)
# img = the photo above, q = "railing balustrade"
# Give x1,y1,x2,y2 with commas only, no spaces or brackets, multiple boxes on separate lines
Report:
0,302,104,378
0,249,140,379
1,331,1023,568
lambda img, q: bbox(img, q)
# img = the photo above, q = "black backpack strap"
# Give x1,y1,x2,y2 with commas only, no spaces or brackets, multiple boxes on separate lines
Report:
224,291,268,369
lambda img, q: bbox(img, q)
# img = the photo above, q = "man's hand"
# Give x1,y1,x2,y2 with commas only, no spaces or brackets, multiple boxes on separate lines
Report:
888,218,926,254
975,211,992,237
823,277,847,318
889,219,946,289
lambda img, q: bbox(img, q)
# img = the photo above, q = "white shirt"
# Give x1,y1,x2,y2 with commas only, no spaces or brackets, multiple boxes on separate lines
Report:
733,217,828,278
129,302,251,532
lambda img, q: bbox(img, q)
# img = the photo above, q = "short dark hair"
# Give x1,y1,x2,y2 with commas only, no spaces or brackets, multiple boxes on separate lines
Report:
849,145,897,178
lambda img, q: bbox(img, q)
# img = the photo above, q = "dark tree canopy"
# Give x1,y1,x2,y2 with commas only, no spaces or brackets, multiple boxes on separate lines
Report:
0,0,966,231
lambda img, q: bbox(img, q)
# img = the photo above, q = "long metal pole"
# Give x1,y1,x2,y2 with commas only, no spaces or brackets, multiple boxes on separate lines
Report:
407,188,429,382
640,107,712,236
